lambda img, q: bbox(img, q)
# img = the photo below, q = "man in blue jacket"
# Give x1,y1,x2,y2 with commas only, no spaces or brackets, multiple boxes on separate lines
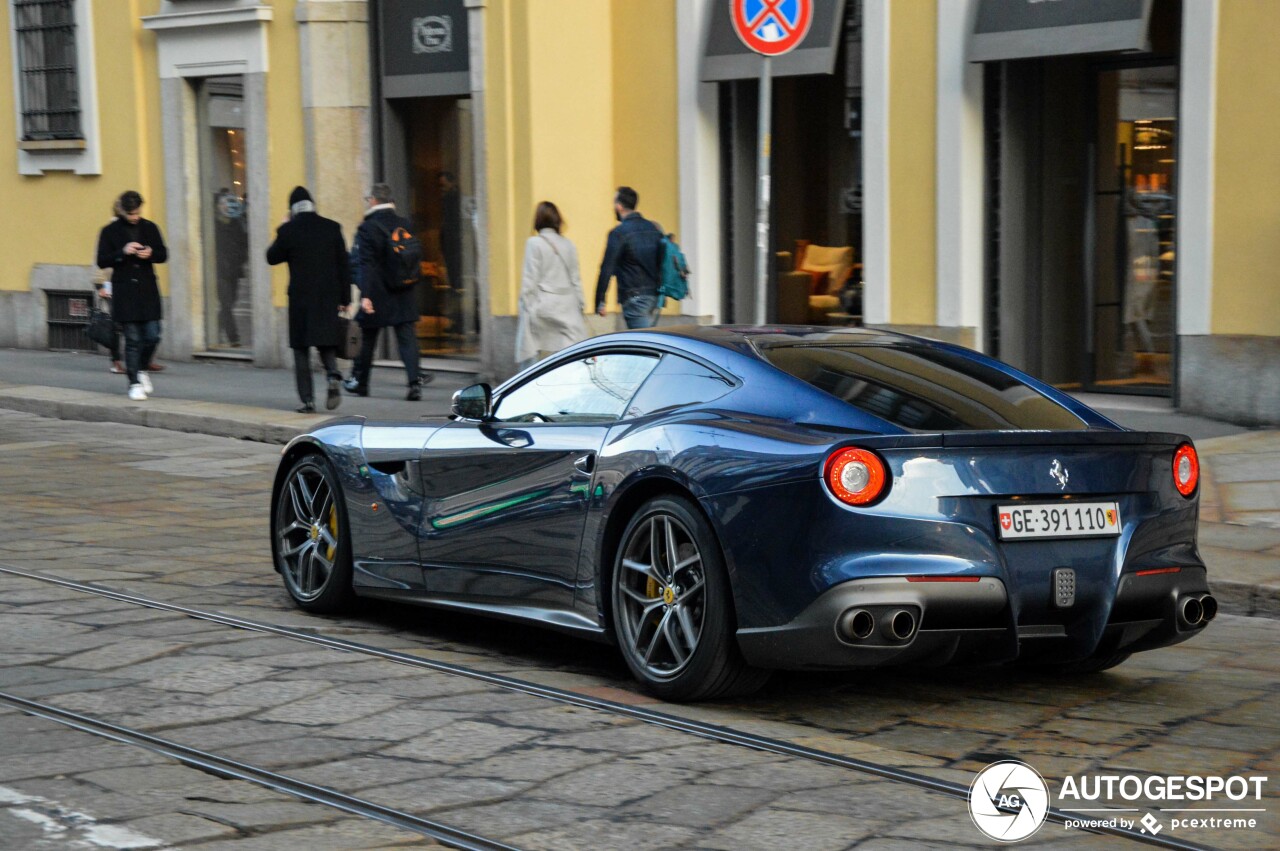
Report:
594,186,664,329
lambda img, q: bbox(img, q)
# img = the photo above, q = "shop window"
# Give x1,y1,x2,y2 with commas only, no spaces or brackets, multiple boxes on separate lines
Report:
196,76,252,352
1091,65,1177,391
717,1,864,325
400,95,479,359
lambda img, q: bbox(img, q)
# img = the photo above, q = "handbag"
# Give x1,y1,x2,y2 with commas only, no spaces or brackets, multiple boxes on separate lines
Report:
86,305,117,348
341,316,363,360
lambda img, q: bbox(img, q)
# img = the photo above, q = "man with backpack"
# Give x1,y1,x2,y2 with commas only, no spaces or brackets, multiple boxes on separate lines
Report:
350,183,431,400
594,186,666,329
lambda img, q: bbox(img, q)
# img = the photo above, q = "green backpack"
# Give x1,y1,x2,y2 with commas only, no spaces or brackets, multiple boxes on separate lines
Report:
657,232,690,308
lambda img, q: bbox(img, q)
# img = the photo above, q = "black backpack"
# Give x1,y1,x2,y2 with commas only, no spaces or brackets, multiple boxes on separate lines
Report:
375,220,423,292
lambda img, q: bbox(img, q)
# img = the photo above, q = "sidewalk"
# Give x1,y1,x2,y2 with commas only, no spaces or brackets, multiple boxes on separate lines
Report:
0,348,469,441
1,347,1276,618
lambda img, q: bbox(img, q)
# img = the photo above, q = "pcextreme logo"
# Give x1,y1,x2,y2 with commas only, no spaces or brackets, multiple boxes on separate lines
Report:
968,760,1271,842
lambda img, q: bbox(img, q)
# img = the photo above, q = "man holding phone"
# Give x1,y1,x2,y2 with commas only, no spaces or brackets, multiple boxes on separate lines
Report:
96,190,168,400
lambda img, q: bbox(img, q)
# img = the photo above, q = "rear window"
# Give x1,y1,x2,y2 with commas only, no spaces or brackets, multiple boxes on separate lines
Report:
762,343,1087,431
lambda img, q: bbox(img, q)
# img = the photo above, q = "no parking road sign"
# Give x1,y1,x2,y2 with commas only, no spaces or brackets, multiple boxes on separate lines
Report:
731,0,814,57
731,0,814,325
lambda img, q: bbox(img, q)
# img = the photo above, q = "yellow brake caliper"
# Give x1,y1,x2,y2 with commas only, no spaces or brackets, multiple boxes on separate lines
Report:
326,505,338,561
645,575,662,626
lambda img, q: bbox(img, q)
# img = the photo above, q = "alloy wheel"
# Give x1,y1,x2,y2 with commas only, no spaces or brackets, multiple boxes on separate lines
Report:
276,462,340,601
616,512,707,680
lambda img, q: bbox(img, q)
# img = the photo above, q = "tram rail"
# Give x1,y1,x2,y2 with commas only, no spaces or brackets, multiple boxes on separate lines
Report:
0,563,1213,851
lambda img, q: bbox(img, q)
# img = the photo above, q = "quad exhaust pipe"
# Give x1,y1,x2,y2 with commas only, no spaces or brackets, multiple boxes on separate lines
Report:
1180,596,1202,627
837,607,918,644
1179,593,1218,628
883,609,917,642
839,609,876,641
1201,594,1218,622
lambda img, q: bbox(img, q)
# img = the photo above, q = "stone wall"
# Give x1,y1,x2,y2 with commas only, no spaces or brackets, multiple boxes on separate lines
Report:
1179,335,1280,427
0,265,95,351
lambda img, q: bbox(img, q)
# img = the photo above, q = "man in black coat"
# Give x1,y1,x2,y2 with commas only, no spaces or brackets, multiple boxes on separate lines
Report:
267,186,352,413
95,190,168,400
351,183,431,400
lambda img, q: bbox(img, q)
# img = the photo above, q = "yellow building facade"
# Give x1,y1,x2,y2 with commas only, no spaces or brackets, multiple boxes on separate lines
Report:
1,0,1276,423
0,0,683,379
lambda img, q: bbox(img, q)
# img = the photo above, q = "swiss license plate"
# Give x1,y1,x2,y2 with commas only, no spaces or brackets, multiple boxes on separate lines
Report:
997,501,1121,540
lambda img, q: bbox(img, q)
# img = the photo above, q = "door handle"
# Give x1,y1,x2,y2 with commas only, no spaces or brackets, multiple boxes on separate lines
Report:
573,454,596,474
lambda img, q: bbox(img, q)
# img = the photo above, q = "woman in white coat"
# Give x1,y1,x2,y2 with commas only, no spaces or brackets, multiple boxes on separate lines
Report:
514,201,589,366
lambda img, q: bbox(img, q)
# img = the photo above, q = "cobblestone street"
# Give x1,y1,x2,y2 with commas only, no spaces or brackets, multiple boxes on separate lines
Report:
0,410,1276,849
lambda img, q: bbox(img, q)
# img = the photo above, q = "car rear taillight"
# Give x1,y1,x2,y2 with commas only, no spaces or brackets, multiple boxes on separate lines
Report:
1173,443,1199,497
824,447,889,506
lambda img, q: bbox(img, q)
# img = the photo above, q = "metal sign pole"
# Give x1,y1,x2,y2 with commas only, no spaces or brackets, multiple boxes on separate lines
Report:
754,56,772,326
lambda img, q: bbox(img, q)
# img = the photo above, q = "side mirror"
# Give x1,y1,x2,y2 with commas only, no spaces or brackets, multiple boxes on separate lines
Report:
451,383,493,421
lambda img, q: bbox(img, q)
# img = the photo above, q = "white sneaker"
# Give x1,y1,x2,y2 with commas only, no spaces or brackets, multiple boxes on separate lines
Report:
128,383,147,401
138,371,153,394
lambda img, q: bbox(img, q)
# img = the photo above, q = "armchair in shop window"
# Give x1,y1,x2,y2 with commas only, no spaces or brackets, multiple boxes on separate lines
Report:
795,241,859,324
774,252,810,325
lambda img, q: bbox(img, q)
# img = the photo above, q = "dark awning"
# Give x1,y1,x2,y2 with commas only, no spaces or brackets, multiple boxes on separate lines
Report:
701,0,846,82
380,0,470,99
968,0,1153,63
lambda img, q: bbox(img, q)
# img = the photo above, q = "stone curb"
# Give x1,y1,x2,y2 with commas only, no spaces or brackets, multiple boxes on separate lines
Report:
0,383,1275,621
1207,579,1280,621
0,385,321,445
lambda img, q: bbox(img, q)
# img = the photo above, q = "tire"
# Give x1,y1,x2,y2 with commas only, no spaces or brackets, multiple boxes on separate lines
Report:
610,495,770,701
273,454,355,614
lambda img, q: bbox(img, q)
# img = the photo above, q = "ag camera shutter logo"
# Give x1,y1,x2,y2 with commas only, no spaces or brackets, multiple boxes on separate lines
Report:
969,760,1051,842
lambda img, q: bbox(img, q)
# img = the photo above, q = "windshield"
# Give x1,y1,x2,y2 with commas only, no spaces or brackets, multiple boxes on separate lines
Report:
762,343,1088,431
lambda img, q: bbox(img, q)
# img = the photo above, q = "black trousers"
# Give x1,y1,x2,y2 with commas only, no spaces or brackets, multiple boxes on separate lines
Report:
293,346,341,404
354,322,419,387
122,320,161,384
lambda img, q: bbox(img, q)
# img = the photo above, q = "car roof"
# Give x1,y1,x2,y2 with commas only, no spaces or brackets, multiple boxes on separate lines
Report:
580,325,926,362
558,324,1119,433
623,324,917,350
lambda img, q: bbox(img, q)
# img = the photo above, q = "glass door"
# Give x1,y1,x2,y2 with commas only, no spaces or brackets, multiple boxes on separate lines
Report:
400,95,479,359
1088,66,1177,393
197,76,251,352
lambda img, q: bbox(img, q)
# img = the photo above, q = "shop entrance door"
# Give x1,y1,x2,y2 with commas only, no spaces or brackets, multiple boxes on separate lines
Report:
1086,65,1177,394
393,95,478,361
196,76,251,353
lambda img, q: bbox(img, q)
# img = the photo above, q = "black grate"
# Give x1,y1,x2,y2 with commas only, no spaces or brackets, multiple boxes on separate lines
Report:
14,0,82,141
45,289,96,351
